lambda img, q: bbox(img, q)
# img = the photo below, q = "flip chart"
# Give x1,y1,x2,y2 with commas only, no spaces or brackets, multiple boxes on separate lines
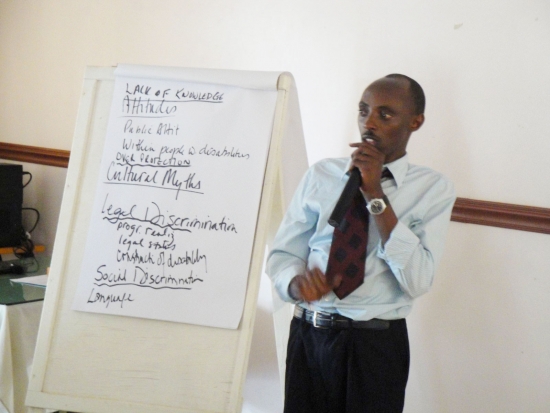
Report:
72,66,278,329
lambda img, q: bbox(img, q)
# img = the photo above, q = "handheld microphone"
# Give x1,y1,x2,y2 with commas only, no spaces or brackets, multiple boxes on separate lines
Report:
328,167,361,230
329,134,379,229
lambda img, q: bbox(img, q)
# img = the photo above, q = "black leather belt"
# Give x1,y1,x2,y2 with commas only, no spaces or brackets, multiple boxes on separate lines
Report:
294,307,390,330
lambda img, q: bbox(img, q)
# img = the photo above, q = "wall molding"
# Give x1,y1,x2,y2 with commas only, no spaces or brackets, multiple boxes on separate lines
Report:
0,142,70,168
2,142,550,234
452,197,550,235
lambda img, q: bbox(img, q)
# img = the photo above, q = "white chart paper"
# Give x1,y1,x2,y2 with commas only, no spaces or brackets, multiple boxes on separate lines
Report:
72,69,278,329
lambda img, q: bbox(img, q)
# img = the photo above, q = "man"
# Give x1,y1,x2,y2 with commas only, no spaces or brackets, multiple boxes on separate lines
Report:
266,74,456,413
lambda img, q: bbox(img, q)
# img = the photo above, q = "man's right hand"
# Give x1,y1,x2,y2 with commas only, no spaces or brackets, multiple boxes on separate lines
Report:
289,268,342,303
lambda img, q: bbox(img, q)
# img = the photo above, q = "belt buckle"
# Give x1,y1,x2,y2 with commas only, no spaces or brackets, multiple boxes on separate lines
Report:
312,311,320,328
312,311,329,329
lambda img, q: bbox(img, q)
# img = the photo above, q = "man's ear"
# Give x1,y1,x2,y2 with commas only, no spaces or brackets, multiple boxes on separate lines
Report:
410,113,425,132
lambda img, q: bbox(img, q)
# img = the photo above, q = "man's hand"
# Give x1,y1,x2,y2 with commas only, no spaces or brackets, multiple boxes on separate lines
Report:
349,140,385,196
350,139,398,245
289,268,342,303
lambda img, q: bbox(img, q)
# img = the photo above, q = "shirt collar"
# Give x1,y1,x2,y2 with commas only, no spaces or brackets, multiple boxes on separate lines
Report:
342,154,409,188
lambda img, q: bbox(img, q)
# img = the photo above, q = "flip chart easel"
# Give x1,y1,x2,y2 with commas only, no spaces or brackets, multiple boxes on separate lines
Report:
26,66,307,413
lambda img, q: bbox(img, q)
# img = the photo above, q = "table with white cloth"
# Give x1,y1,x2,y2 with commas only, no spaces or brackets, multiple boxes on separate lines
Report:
0,275,46,413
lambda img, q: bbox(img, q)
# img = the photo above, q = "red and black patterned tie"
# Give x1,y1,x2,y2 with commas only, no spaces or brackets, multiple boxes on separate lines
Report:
326,189,369,299
326,168,393,299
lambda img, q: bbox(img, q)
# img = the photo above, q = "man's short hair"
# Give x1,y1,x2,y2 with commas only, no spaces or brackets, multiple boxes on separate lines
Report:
385,74,425,115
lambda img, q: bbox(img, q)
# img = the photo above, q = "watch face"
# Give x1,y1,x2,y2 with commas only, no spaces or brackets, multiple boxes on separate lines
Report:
368,199,386,215
370,200,384,214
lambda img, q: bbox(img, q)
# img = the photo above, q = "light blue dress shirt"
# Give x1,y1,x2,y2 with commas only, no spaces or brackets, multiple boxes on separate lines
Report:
266,154,456,321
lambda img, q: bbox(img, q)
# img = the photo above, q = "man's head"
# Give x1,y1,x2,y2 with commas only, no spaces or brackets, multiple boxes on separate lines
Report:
358,74,425,163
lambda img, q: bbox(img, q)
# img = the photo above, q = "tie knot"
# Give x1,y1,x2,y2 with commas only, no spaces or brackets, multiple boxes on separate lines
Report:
381,168,393,180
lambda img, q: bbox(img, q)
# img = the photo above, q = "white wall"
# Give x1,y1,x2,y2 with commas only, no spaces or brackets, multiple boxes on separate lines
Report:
1,1,549,412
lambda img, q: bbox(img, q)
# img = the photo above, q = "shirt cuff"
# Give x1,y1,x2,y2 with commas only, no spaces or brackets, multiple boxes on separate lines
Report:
274,264,304,303
376,221,420,269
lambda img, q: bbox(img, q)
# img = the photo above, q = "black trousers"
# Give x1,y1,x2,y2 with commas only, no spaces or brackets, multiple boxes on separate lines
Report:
284,316,410,413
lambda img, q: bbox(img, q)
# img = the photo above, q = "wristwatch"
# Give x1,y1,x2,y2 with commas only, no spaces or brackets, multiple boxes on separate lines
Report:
366,195,389,215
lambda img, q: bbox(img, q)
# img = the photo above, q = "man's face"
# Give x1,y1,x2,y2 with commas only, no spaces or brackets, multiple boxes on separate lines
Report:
357,78,424,164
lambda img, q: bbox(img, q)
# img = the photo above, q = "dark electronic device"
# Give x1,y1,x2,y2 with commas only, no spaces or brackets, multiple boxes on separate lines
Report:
0,261,25,275
0,164,24,247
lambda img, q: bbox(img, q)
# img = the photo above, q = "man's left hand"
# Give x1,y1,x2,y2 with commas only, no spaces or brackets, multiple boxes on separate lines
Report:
349,141,385,196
